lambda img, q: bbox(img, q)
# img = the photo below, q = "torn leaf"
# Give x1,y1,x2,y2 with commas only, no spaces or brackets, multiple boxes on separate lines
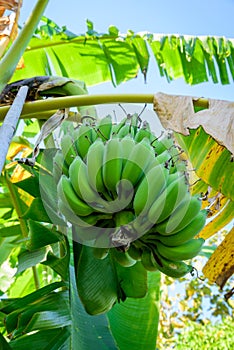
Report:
153,92,234,154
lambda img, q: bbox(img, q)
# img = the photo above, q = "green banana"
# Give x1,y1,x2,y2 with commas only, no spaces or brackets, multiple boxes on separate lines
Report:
127,243,143,261
148,174,189,224
156,238,205,261
149,244,194,278
166,172,181,185
74,124,96,159
131,213,153,238
86,138,106,193
114,210,135,227
69,155,113,212
53,150,69,182
134,121,155,143
111,248,136,267
151,135,174,155
94,222,116,248
58,198,89,226
92,247,109,260
155,194,203,235
133,163,169,216
96,115,113,141
116,123,132,139
121,138,155,187
71,147,131,214
129,112,140,136
60,133,77,165
72,224,100,244
151,138,167,155
111,117,128,136
102,138,123,193
58,199,111,227
120,135,136,167
141,246,158,271
57,175,93,216
146,209,207,246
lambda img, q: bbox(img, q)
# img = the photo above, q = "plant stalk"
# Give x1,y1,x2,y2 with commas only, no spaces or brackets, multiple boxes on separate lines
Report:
0,86,28,173
0,94,210,120
0,0,50,94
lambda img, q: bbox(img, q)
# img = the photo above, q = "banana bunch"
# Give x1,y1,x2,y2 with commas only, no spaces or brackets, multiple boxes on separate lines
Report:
53,113,207,278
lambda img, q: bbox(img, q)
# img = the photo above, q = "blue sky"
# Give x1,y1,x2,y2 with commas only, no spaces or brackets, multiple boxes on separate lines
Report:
20,0,234,102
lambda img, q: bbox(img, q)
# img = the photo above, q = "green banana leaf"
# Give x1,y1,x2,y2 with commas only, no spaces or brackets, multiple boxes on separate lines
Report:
107,271,161,350
0,333,11,349
11,18,234,87
69,266,119,350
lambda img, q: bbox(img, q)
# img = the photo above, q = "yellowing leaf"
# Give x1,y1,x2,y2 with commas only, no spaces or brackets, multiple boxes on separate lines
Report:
202,228,234,288
7,137,32,161
11,164,31,183
198,200,234,239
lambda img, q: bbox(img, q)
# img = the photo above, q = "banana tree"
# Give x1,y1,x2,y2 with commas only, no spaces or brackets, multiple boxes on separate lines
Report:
0,1,233,349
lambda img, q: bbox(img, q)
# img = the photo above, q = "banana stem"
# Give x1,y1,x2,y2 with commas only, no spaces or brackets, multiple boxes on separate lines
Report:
0,0,50,94
0,86,28,173
0,94,210,121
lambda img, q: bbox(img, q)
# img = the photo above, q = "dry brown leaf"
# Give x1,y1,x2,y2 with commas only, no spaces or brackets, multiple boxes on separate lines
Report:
0,0,22,59
202,227,234,288
153,92,234,154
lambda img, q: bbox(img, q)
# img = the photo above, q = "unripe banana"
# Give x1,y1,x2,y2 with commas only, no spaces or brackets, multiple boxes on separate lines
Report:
58,198,89,226
146,209,207,246
94,222,116,248
92,247,109,260
57,175,93,216
166,172,182,185
111,123,119,136
141,246,158,271
127,243,143,261
53,151,69,182
155,150,173,168
151,138,167,155
114,210,135,227
111,117,127,137
131,213,153,238
68,156,104,207
148,174,189,224
76,227,102,243
58,199,112,227
116,124,133,138
60,134,77,165
86,138,106,193
96,115,113,141
151,136,174,155
134,121,154,143
129,112,140,136
156,238,205,261
155,194,203,235
111,248,136,267
121,138,155,187
102,138,123,194
133,164,169,216
120,135,136,167
149,244,193,278
74,124,96,159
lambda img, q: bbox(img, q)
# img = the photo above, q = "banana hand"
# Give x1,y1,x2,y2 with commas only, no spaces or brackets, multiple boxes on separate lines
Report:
156,238,205,261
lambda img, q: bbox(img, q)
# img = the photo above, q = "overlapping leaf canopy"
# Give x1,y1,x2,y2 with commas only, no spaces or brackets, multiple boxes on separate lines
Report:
0,11,233,350
11,18,234,87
